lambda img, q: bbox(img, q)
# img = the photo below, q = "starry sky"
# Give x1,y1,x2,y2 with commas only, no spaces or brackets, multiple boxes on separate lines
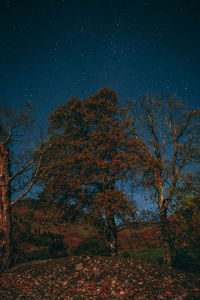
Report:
1,0,200,128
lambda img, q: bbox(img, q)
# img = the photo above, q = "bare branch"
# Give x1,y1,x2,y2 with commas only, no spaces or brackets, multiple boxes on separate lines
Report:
11,181,34,206
10,159,35,182
2,127,13,145
11,128,80,206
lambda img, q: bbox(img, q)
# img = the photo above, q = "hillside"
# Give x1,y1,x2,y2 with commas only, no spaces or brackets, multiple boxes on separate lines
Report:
10,198,200,276
11,199,162,261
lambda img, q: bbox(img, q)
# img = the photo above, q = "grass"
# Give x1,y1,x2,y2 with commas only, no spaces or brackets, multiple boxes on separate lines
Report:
121,248,200,274
133,249,163,263
120,249,163,264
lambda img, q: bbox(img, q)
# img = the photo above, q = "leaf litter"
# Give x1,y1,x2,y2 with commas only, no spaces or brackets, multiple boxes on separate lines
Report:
0,256,200,299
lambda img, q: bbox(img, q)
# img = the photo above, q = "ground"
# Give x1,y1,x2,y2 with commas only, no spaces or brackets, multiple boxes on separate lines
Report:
0,256,200,299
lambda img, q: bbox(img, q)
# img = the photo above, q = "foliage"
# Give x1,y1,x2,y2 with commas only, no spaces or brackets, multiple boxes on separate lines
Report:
73,236,111,256
121,251,131,258
11,233,68,265
2,89,199,269
175,248,200,274
172,172,200,256
11,203,69,265
37,88,143,255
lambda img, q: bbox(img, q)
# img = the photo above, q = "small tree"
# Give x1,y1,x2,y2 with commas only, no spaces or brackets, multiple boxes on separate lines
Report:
129,94,200,266
172,171,200,257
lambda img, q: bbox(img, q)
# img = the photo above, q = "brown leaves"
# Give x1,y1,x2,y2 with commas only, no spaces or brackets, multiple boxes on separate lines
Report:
1,256,200,299
38,88,145,221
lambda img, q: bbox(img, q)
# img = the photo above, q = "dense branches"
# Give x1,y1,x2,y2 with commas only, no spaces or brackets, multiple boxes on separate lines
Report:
37,88,144,255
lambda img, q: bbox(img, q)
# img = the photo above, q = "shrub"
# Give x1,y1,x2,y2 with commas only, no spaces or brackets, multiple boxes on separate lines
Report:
74,236,111,256
121,251,131,258
175,248,200,274
49,238,66,254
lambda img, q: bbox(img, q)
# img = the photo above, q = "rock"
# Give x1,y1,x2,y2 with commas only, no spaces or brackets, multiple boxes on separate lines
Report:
76,263,83,271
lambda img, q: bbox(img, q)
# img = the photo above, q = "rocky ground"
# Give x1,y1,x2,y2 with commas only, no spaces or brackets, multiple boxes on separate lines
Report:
0,256,200,299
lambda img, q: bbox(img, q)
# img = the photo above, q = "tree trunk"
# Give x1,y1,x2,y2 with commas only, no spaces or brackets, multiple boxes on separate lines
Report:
160,208,176,267
106,211,118,256
0,144,12,266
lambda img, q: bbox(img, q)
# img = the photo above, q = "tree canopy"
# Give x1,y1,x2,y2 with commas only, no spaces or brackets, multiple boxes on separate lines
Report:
37,88,145,254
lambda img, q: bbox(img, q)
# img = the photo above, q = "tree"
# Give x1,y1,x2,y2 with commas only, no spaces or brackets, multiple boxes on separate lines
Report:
172,171,200,257
37,88,142,255
0,103,49,267
129,94,200,266
0,103,34,265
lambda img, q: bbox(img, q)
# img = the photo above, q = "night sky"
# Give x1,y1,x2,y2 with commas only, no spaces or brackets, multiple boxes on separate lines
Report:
1,0,200,128
1,0,200,209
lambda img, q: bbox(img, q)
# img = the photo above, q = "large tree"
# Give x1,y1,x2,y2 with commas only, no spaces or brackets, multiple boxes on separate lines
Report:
129,94,200,266
37,88,143,255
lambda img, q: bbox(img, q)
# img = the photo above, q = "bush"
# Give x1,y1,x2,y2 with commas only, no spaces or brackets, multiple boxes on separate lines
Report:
74,236,111,256
11,248,51,265
175,248,200,274
49,238,67,256
30,249,51,260
121,251,131,258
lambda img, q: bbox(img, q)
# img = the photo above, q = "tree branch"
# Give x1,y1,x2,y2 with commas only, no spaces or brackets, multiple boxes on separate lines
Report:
11,128,80,206
2,127,13,145
10,159,35,182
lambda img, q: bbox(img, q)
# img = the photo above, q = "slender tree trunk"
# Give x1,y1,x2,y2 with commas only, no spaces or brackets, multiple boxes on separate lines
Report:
160,207,176,267
106,211,118,256
0,144,12,265
157,180,176,267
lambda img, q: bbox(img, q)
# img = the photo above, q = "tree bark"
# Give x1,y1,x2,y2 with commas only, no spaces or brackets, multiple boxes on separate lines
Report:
106,211,118,256
0,144,12,265
160,207,176,267
157,179,176,267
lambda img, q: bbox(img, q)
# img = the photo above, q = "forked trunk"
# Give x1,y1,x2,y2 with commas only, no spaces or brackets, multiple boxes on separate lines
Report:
0,144,12,266
160,208,176,267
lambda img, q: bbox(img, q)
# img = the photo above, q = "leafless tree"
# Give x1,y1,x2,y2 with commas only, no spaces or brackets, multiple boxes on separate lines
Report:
129,94,200,266
0,103,44,267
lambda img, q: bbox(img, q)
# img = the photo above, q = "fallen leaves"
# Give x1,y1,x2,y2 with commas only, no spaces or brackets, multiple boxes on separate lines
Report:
0,256,200,299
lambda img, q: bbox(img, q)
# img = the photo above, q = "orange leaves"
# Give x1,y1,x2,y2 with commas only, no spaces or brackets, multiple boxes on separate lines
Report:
39,88,144,224
92,190,126,213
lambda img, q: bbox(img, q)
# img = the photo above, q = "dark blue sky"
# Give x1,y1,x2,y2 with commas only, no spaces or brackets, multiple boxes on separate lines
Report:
1,0,199,209
1,0,200,126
